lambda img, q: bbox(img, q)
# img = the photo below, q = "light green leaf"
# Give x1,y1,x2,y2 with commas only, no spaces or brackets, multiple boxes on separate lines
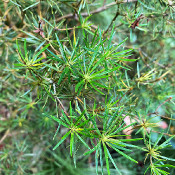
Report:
53,130,71,150
49,115,69,128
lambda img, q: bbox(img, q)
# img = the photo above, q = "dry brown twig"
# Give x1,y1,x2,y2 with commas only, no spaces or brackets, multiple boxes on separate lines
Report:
55,96,69,117
104,5,120,35
56,0,138,22
0,129,10,144
53,83,69,116
148,97,173,116
155,97,172,113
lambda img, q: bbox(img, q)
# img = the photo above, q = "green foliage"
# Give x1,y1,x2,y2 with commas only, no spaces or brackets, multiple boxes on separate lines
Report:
0,0,175,174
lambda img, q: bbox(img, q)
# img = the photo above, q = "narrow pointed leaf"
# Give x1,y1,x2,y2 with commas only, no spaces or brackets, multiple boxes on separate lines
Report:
75,80,84,93
103,143,110,175
76,133,90,149
49,115,69,128
106,146,121,175
33,44,50,61
112,146,138,163
53,130,71,150
70,132,74,157
84,142,101,156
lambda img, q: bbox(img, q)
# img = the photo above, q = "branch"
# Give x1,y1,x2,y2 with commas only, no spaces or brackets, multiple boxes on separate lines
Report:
104,6,120,35
55,96,69,117
0,129,10,144
155,97,172,113
148,97,173,116
56,0,138,22
53,83,69,116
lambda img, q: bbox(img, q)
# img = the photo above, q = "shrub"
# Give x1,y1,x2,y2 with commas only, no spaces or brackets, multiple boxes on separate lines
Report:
0,0,175,174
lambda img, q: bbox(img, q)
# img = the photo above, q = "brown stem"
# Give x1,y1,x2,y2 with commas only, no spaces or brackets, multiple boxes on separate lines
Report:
152,130,174,137
55,96,69,117
56,0,138,22
104,6,120,35
148,97,172,116
155,97,172,113
159,115,175,121
0,129,10,144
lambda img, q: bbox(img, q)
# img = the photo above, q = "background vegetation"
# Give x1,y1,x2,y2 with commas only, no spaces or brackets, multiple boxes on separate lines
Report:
0,0,175,174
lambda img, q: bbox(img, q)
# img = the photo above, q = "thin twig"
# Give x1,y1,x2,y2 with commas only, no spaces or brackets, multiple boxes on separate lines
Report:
55,96,69,116
0,129,10,144
140,50,166,69
152,130,174,137
148,97,173,116
155,97,172,113
55,24,98,31
160,115,175,121
104,6,120,34
56,0,138,22
53,83,69,116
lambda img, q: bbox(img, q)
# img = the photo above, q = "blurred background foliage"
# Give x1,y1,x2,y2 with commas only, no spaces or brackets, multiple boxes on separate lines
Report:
0,0,175,174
